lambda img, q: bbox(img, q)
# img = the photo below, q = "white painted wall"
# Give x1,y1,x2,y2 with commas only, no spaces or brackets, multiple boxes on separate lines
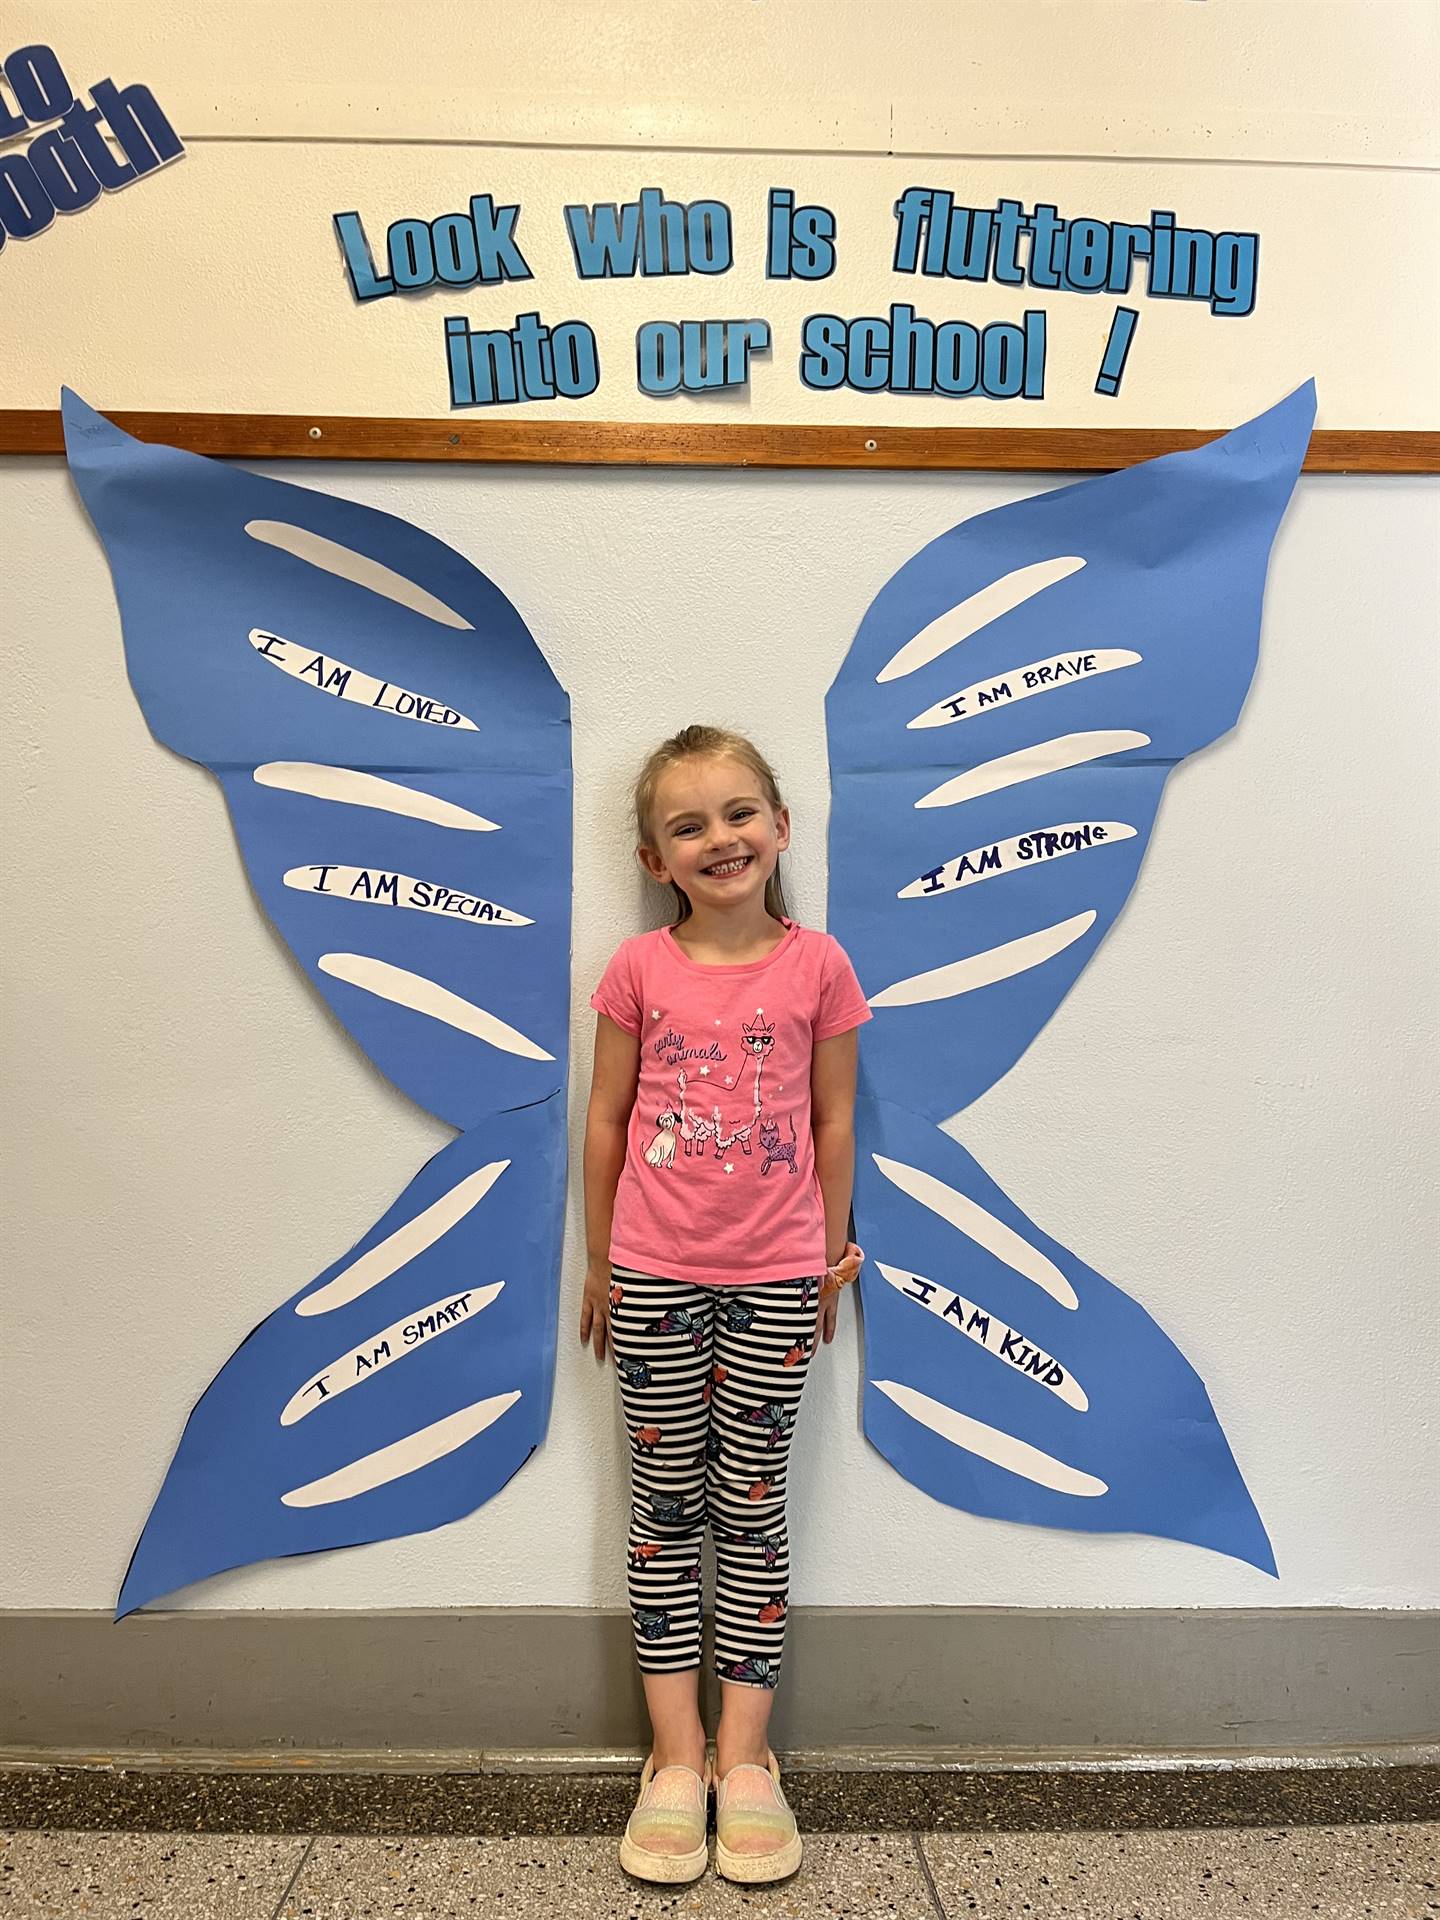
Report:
13,0,1438,163
3,456,1437,1610
2,2,1438,1613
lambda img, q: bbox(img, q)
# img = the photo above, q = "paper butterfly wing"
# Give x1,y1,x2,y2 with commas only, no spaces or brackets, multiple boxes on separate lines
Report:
828,386,1314,1573
856,1100,1275,1573
114,1105,565,1618
827,384,1315,1122
64,390,569,1128
63,392,571,1613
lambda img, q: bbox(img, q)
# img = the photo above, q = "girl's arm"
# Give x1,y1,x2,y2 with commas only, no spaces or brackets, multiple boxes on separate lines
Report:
580,1012,640,1361
811,1028,859,1343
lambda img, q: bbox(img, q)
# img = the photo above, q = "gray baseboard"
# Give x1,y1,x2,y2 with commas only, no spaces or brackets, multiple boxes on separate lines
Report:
3,1607,1437,1758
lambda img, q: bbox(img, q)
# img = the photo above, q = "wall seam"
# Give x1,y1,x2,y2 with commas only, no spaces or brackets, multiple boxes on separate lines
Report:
155,135,1440,175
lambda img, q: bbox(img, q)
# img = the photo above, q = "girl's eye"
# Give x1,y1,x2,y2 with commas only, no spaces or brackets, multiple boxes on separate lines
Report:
731,809,756,822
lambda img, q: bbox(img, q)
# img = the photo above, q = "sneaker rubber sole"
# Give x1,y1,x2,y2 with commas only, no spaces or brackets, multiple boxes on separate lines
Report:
714,1828,804,1884
618,1830,710,1883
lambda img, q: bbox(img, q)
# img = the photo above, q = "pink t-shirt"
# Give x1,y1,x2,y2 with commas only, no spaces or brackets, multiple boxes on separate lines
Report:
591,920,872,1285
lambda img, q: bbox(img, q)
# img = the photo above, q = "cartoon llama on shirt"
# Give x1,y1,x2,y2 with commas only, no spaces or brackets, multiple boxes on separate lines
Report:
643,1008,792,1171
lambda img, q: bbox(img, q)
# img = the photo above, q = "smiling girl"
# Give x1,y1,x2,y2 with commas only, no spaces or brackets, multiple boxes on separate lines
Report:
580,724,869,1887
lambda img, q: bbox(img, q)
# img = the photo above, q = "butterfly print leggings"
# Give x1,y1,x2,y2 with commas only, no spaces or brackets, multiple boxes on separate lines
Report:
609,1266,820,1689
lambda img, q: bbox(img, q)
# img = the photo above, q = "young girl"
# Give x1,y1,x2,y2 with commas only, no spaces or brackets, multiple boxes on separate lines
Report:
580,724,869,1887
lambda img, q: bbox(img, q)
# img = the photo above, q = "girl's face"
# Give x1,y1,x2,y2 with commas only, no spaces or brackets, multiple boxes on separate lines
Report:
638,754,789,915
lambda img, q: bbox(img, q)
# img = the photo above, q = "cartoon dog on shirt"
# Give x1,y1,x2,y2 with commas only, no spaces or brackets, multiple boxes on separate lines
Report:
643,1106,681,1168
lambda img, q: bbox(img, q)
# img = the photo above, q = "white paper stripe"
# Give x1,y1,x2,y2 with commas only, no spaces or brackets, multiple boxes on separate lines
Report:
245,520,474,630
874,1380,1106,1496
877,1263,1087,1409
872,1155,1078,1309
877,557,1086,684
868,911,1096,1009
908,650,1141,730
282,1283,505,1422
284,865,530,927
899,822,1135,899
280,1391,522,1508
915,731,1151,810
249,628,478,731
318,953,555,1061
254,763,499,832
296,1161,510,1316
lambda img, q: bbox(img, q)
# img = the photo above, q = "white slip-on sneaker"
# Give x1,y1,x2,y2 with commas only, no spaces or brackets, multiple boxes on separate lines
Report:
618,1754,711,1883
714,1752,803,1884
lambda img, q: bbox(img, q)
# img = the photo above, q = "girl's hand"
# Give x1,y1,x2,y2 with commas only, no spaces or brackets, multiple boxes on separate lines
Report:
816,1242,864,1345
816,1285,841,1346
579,1260,614,1362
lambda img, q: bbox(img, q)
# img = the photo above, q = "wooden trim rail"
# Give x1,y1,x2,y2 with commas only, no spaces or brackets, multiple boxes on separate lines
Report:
2,410,1435,473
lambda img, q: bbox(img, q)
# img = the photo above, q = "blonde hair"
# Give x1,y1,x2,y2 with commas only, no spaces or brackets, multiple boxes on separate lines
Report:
633,724,791,926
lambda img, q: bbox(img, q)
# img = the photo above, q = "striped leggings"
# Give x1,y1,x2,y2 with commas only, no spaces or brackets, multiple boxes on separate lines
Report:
609,1266,820,1689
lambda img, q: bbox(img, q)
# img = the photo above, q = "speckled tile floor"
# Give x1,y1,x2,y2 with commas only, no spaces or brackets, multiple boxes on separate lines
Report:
3,1824,1438,1919
926,1825,1440,1917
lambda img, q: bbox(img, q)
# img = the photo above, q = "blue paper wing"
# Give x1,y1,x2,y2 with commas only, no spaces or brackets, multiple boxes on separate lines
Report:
828,388,1314,1573
856,1101,1274,1574
117,1102,565,1617
64,390,569,1130
62,393,572,1613
827,384,1314,1121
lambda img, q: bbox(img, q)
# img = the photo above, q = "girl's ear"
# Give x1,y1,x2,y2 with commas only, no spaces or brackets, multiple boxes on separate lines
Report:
774,805,792,853
636,840,670,885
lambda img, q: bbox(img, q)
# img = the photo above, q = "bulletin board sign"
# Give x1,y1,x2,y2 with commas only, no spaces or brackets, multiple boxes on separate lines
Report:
2,34,1438,468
